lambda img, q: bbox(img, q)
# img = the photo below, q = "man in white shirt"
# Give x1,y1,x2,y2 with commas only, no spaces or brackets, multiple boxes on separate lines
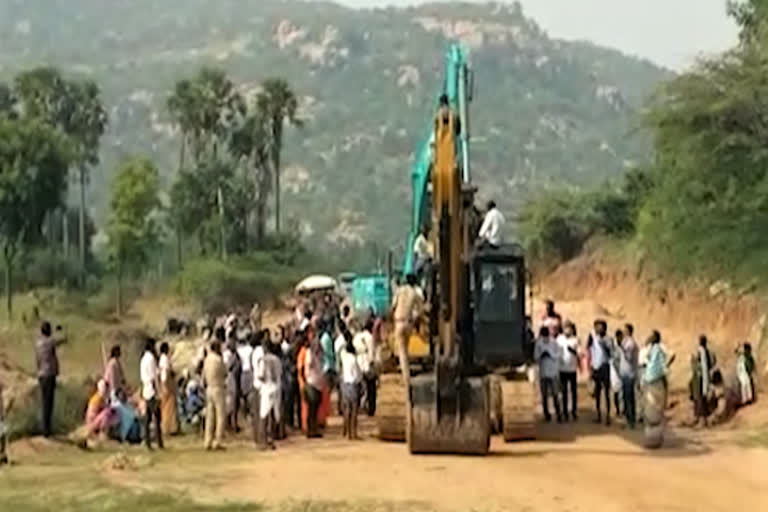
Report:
236,337,254,416
256,342,282,450
353,321,377,416
556,321,580,421
478,200,505,247
140,337,163,450
250,335,265,444
413,226,433,281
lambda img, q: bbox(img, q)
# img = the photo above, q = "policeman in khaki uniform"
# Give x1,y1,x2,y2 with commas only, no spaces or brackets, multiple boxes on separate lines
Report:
391,274,424,392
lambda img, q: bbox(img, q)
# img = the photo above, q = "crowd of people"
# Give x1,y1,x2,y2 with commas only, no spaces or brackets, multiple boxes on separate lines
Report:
533,300,759,429
0,290,762,466
64,294,382,453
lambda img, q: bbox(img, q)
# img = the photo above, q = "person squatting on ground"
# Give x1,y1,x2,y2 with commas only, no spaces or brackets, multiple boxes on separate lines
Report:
203,338,227,450
588,320,614,426
535,326,563,423
556,321,579,421
140,336,164,450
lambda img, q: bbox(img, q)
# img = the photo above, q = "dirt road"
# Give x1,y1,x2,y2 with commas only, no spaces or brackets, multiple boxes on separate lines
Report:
97,415,768,512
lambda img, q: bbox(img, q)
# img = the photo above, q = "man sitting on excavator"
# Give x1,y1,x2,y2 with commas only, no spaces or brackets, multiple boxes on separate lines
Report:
477,200,505,248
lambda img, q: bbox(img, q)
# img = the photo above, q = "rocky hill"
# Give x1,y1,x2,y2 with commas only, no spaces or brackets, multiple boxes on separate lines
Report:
0,0,669,249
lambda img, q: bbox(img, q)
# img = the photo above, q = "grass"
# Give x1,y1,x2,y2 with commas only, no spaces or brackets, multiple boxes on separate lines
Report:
0,447,431,512
741,424,768,448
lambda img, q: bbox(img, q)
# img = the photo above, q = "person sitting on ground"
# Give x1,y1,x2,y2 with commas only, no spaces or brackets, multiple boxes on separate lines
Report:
184,375,206,427
710,369,742,425
111,389,142,444
85,379,116,438
535,326,563,423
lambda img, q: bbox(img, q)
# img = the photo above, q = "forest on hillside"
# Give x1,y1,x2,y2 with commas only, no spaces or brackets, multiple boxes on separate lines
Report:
521,0,768,288
0,0,667,250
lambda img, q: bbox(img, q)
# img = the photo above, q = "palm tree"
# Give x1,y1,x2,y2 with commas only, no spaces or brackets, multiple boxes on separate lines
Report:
230,106,272,246
257,78,302,233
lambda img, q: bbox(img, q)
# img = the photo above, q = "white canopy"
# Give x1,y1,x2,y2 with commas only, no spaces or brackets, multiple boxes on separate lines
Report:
295,274,338,294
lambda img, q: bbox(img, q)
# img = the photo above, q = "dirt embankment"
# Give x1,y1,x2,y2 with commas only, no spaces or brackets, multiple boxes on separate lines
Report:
535,249,767,390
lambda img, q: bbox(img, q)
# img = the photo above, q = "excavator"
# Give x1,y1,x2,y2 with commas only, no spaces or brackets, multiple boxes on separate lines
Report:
377,43,536,455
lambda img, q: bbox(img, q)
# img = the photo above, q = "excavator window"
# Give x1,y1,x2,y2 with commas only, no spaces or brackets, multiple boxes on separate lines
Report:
476,263,518,323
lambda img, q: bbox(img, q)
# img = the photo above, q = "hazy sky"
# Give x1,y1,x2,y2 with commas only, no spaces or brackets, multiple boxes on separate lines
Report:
333,0,739,70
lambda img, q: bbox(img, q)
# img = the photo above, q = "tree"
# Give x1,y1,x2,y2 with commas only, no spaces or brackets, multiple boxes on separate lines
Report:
639,24,768,279
727,0,768,44
106,157,161,316
0,118,71,317
67,80,108,287
0,83,16,118
229,106,273,246
14,68,107,285
257,78,302,233
167,68,245,164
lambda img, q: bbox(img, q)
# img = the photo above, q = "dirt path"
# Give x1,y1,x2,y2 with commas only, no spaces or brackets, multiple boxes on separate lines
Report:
100,415,768,512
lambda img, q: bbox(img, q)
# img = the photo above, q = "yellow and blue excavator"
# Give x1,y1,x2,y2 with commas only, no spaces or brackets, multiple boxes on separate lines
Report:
377,43,536,454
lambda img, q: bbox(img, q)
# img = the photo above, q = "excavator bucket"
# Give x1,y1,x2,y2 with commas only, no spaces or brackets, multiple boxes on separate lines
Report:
407,374,491,455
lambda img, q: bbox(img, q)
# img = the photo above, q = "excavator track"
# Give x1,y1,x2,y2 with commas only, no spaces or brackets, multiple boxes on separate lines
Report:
377,373,407,441
500,374,537,442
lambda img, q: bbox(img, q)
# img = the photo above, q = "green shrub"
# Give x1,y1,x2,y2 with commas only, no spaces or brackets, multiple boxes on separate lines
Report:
6,378,92,441
177,253,305,314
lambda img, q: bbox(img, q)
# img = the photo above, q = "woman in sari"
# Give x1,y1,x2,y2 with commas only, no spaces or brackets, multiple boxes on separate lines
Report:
296,330,309,433
85,379,115,437
643,331,668,449
159,342,180,436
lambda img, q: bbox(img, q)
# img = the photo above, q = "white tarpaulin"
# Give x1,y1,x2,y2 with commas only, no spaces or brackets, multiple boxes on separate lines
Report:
295,275,338,294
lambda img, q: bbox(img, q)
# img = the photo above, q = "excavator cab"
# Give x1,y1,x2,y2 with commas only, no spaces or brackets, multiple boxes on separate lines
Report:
470,244,529,369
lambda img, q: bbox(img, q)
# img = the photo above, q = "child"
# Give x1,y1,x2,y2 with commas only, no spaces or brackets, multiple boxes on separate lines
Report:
339,330,362,440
